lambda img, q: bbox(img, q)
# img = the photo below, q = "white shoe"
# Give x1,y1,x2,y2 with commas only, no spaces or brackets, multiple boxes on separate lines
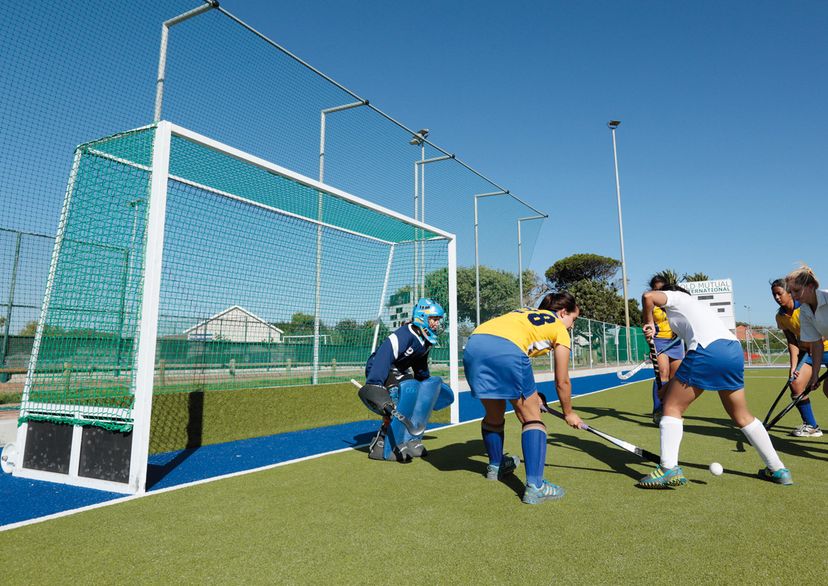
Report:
791,424,823,438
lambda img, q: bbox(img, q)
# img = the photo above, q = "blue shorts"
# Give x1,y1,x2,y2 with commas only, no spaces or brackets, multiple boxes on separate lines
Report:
463,334,536,400
800,354,814,367
654,336,684,360
674,339,744,391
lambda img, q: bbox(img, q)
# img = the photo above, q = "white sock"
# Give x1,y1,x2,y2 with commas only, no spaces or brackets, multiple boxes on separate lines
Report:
659,416,683,469
741,418,784,471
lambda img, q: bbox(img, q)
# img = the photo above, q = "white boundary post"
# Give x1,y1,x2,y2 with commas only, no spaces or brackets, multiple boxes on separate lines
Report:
129,121,172,493
448,236,459,424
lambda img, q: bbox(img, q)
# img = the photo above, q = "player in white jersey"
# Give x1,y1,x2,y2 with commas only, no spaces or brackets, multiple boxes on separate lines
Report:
786,264,828,398
637,284,792,488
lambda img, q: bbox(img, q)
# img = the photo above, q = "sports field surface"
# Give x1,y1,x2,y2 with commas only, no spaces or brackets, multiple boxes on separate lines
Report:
1,368,825,584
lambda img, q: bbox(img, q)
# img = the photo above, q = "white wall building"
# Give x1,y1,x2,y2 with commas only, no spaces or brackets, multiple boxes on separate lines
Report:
184,306,284,343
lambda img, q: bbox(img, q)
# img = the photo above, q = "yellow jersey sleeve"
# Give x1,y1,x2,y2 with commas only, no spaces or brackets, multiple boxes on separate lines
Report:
473,308,571,358
653,306,673,339
775,306,828,352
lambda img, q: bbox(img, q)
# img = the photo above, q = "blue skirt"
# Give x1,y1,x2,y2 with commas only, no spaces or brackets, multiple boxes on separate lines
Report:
674,339,744,391
654,336,685,360
463,334,536,400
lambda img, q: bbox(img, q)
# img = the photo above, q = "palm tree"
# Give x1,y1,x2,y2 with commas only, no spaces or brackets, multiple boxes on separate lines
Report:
681,272,710,282
653,269,679,286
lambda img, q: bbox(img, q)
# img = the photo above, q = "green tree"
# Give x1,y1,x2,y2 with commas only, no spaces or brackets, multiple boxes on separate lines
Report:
545,254,621,289
425,265,522,325
568,280,642,326
19,322,65,336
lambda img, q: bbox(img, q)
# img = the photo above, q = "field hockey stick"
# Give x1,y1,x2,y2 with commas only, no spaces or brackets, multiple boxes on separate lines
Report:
617,337,681,380
765,369,828,431
762,352,809,426
350,379,426,436
537,392,660,464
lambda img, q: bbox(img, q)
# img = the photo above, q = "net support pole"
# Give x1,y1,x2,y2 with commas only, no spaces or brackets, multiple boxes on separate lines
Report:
153,2,217,122
414,153,452,296
447,236,459,424
314,100,367,385
129,121,172,493
516,214,546,306
473,191,508,325
372,245,395,353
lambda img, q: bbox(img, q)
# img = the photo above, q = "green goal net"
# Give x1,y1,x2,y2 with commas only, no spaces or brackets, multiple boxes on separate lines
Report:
17,122,457,492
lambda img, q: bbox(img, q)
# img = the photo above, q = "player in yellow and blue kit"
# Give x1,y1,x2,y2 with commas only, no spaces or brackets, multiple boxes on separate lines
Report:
463,291,584,504
771,278,825,437
649,274,685,423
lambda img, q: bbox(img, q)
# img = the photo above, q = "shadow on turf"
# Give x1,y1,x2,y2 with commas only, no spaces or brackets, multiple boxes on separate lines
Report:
419,439,527,498
574,406,828,463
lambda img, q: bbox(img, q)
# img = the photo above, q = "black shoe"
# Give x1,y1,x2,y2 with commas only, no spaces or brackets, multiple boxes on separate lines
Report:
368,427,386,460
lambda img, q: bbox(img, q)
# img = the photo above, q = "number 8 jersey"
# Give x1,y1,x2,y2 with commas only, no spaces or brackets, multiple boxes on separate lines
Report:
472,308,571,357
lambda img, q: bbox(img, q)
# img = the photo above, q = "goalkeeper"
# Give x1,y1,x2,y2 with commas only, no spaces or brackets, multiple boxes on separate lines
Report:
358,298,450,461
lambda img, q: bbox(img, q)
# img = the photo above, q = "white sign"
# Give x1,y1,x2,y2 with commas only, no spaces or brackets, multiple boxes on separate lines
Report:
679,278,736,331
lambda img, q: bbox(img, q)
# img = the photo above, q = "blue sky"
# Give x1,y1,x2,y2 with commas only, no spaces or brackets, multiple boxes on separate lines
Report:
2,1,826,327
225,0,825,326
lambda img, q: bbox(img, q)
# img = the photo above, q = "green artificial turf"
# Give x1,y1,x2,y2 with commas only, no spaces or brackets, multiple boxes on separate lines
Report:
2,369,826,583
149,381,450,453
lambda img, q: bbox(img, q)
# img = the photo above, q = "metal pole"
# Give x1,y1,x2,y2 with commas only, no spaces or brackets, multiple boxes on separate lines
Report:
153,2,217,122
413,153,452,298
609,122,631,362
413,159,419,300
588,318,593,369
473,191,509,325
516,215,546,308
314,100,367,384
0,232,21,382
517,219,523,306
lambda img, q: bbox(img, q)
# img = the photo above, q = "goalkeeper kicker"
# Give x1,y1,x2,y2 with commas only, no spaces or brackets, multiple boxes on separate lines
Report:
356,298,453,462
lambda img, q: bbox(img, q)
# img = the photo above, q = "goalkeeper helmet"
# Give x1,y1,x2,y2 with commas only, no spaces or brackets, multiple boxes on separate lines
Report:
412,298,445,344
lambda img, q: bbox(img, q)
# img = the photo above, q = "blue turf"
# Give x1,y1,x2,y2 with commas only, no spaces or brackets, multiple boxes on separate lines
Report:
0,370,652,529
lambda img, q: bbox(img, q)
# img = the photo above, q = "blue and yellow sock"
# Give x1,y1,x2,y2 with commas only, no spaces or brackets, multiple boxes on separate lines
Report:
521,421,547,488
796,398,818,428
481,421,505,467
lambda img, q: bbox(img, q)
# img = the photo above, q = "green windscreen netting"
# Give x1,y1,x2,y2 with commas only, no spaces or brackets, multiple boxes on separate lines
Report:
21,124,453,443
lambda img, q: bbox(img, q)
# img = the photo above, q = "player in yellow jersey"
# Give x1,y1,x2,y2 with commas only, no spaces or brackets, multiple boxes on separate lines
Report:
771,278,824,437
463,291,583,504
649,274,685,423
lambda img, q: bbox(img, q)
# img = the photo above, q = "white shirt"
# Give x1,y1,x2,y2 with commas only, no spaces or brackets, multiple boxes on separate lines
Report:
799,288,828,342
661,291,737,352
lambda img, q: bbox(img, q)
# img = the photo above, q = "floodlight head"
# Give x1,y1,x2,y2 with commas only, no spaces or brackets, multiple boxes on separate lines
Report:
409,128,430,145
608,120,621,129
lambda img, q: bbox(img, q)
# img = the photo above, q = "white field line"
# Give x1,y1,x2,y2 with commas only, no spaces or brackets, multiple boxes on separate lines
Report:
0,377,645,533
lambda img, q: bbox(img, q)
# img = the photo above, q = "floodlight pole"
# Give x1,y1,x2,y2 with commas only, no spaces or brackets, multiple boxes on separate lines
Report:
313,100,368,384
473,191,508,325
414,153,453,295
153,1,218,122
608,120,631,362
517,215,546,306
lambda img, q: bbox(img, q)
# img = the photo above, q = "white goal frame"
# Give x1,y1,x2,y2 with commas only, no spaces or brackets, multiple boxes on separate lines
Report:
14,121,459,494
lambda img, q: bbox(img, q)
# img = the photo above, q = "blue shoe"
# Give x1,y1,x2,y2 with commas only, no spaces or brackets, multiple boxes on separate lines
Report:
522,480,565,504
758,467,793,485
637,465,687,488
485,454,520,481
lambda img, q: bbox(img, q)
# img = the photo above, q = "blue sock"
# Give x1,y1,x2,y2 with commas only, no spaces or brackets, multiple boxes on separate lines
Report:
796,399,818,428
652,379,662,411
522,427,547,488
481,422,504,467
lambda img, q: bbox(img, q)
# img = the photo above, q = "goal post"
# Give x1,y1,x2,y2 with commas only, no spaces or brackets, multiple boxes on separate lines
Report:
13,121,458,493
